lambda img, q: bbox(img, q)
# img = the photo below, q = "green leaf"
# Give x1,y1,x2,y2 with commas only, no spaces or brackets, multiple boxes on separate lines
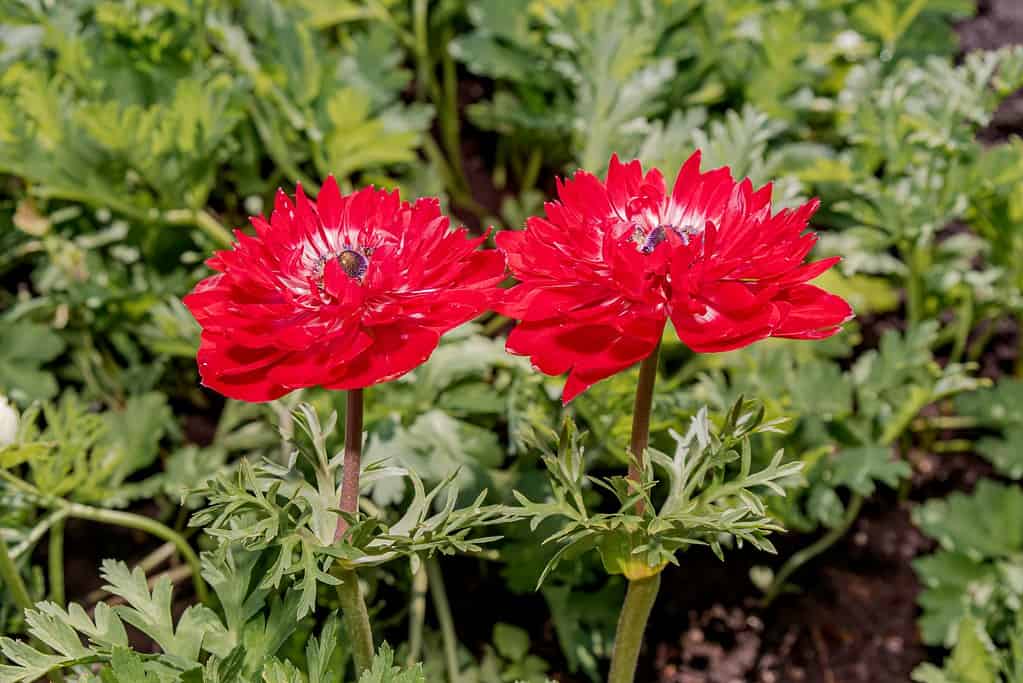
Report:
956,380,1023,428
493,623,531,662
0,322,65,405
100,560,222,661
829,446,911,497
915,481,1023,559
260,658,304,683
912,617,1000,683
100,392,173,484
913,481,1023,647
357,644,426,683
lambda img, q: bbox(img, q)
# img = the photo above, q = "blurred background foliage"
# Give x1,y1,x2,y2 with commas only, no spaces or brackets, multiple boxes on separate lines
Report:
2,0,1023,681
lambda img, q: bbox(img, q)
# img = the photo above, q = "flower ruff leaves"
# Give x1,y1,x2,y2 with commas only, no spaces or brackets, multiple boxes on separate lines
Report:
189,403,507,619
497,151,854,402
514,398,801,587
184,178,505,401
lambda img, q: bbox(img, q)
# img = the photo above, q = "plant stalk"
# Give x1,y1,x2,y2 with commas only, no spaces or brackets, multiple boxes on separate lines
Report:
607,574,661,683
62,502,207,604
49,518,65,605
606,344,663,683
426,557,461,683
761,494,864,606
628,342,661,513
406,561,429,669
334,389,375,675
336,388,364,541
0,535,33,613
337,569,375,676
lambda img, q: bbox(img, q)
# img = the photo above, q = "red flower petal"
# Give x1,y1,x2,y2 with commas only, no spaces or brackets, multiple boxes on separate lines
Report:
499,152,853,401
184,178,505,401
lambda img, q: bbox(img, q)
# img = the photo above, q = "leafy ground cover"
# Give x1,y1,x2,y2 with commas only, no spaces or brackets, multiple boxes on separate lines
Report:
2,0,1023,682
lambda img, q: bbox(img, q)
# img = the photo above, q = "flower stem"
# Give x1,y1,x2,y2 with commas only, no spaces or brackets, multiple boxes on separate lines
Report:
336,388,364,541
607,574,661,683
337,569,375,675
334,389,375,675
426,557,461,683
48,518,65,605
628,342,661,512
761,493,864,607
406,561,429,669
606,344,663,683
905,243,928,326
61,502,208,604
0,534,33,613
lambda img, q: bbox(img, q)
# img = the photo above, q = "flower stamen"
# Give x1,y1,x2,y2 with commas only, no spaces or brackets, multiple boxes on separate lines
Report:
338,249,369,279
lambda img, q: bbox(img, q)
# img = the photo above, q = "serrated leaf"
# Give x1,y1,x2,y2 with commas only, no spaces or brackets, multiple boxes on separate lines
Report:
829,446,911,497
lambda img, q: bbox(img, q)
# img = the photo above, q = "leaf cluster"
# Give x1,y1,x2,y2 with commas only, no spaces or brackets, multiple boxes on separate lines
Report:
191,403,507,619
515,398,801,585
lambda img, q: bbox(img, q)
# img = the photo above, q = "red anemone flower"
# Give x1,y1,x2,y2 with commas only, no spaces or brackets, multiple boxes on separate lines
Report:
497,152,854,403
184,178,505,401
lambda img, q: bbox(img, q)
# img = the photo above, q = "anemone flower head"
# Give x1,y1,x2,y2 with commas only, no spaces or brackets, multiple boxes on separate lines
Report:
185,178,505,401
497,151,854,403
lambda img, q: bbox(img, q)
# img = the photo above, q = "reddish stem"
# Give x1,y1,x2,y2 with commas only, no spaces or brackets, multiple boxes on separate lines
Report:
335,388,364,541
628,343,660,515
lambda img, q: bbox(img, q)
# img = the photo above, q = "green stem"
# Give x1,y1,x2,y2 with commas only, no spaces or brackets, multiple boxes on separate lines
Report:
334,389,375,676
413,0,432,99
11,509,68,560
337,569,375,675
439,27,467,194
481,313,509,337
48,518,64,605
905,243,929,326
520,148,543,193
426,557,461,683
0,535,33,613
61,502,207,604
406,561,429,669
607,574,661,683
967,314,999,361
761,494,864,607
162,208,232,248
950,291,974,364
606,343,663,683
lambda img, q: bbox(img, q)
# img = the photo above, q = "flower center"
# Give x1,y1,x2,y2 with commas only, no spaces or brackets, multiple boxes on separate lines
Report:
338,248,369,279
632,222,702,253
638,225,667,254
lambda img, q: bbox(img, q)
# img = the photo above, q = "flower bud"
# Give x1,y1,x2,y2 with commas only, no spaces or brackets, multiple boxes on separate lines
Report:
0,396,18,447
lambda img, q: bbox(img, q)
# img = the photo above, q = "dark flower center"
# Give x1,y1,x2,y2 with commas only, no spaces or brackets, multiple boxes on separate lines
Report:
633,222,701,253
634,224,677,254
338,249,369,279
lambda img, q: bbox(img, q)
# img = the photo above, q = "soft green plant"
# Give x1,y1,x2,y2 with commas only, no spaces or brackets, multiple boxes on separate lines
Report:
914,480,1023,648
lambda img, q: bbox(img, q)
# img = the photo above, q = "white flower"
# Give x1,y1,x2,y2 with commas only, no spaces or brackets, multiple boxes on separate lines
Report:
0,396,18,447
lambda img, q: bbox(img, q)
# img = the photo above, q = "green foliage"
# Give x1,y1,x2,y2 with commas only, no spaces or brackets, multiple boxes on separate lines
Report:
694,323,981,533
956,380,1023,479
0,391,173,506
913,616,1023,683
914,481,1023,648
356,644,425,683
3,0,1023,679
0,321,65,405
0,548,424,682
516,398,801,584
192,403,507,619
